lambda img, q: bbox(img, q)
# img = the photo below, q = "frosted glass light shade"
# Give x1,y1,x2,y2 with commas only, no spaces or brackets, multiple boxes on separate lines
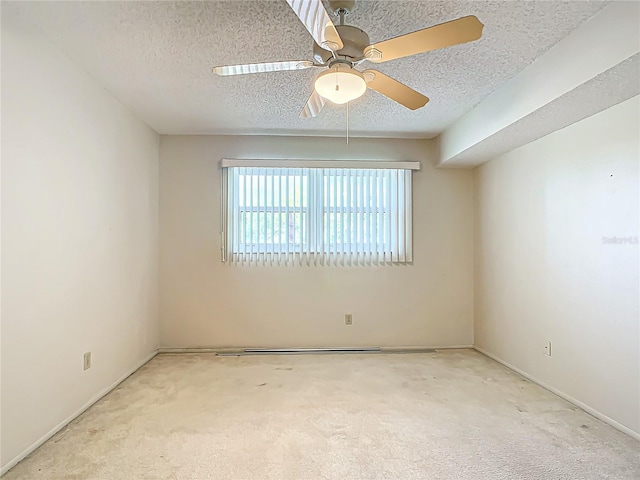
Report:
314,65,367,104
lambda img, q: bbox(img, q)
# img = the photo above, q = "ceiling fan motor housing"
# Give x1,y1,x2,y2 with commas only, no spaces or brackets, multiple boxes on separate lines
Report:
313,24,370,64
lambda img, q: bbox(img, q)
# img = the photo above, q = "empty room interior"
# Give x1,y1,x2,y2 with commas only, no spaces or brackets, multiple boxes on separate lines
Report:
1,0,639,478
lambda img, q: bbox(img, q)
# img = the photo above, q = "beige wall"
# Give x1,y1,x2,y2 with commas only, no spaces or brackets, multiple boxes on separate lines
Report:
1,21,159,469
160,136,474,348
474,96,640,436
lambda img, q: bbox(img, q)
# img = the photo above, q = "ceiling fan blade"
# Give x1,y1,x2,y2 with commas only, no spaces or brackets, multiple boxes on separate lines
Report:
363,70,429,110
213,60,316,76
285,0,344,52
300,90,326,118
364,15,483,63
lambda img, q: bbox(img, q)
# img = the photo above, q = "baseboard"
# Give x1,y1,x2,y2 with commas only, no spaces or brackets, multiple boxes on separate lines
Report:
474,346,640,442
0,350,158,476
157,345,474,354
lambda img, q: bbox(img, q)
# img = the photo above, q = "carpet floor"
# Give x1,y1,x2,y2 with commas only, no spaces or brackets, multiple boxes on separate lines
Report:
4,350,640,479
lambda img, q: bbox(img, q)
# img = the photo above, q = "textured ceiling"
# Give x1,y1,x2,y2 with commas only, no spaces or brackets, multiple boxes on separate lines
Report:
4,0,608,138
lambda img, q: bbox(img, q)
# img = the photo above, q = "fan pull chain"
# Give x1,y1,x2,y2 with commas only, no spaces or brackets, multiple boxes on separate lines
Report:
346,101,349,145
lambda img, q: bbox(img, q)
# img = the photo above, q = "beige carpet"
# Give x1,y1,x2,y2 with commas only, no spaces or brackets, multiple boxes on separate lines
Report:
4,350,640,479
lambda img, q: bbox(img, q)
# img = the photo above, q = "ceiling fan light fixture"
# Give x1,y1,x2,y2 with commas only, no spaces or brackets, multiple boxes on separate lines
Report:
314,65,366,105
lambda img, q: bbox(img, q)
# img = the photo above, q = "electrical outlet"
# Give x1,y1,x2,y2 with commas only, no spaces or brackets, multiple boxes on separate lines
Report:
345,314,353,325
544,341,552,357
83,352,92,370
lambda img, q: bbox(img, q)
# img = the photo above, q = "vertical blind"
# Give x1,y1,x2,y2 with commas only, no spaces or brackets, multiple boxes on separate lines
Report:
222,165,414,266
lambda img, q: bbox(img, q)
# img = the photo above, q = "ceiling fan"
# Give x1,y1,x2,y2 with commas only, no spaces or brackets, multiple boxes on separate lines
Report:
213,0,483,119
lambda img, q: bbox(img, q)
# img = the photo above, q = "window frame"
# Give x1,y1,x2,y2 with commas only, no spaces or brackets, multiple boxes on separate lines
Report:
220,159,419,265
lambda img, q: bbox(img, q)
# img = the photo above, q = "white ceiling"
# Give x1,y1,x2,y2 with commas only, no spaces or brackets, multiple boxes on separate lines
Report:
4,0,608,138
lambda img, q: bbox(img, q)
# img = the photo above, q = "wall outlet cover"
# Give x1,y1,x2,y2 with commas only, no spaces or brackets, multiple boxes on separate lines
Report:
83,352,92,370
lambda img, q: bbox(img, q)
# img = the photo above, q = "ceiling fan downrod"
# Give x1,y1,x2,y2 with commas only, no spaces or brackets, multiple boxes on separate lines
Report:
337,8,346,26
330,0,354,26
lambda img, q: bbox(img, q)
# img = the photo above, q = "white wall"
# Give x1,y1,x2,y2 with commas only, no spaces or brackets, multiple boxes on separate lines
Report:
1,20,160,470
474,96,640,436
160,136,474,349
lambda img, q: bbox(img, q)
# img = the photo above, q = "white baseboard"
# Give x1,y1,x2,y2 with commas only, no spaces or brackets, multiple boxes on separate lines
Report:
474,346,640,441
1,350,158,476
157,345,474,354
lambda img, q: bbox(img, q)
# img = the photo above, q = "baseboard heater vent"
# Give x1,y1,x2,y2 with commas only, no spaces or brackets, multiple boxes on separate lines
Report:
217,347,437,356
218,347,380,356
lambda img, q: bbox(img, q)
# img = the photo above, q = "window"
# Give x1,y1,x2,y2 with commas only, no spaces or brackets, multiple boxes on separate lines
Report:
220,160,418,265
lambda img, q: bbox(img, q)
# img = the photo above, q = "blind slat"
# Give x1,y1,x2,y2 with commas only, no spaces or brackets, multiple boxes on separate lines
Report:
243,168,248,264
398,170,405,263
332,169,338,265
285,169,290,264
346,169,352,265
393,170,399,264
406,170,413,263
364,170,369,264
376,170,383,265
372,170,377,264
263,168,268,264
270,170,275,264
